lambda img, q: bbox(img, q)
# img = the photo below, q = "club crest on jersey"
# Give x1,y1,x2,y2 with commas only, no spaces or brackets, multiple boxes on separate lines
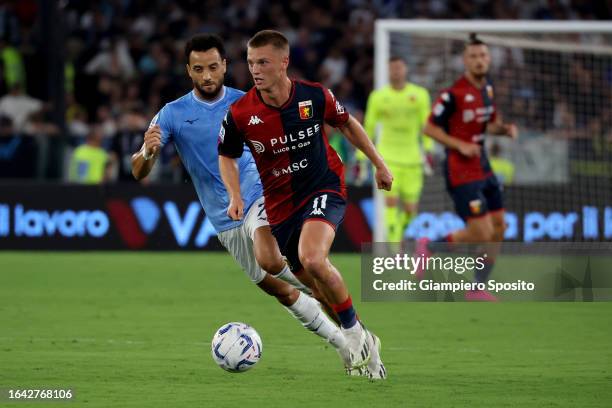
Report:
469,199,482,215
298,100,313,120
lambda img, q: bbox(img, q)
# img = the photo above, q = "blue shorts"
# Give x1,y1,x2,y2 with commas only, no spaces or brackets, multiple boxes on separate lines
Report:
271,192,346,272
447,176,504,221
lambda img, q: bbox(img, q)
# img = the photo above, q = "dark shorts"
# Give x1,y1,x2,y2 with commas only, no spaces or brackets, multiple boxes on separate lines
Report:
447,175,504,221
271,192,346,273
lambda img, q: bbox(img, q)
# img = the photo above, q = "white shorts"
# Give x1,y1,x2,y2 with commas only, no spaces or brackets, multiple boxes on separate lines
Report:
217,196,269,284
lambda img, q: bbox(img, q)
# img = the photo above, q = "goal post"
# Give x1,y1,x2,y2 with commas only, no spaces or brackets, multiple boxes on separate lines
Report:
371,20,612,243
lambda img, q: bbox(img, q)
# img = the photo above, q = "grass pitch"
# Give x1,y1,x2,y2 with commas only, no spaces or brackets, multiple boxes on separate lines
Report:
1,252,611,407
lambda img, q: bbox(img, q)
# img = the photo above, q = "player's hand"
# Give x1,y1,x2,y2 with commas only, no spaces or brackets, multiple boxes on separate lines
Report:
143,124,162,157
227,196,244,221
457,141,481,158
375,164,393,191
504,123,519,140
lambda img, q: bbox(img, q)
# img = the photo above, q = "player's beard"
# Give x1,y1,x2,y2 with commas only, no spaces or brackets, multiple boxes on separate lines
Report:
470,65,488,80
195,80,222,101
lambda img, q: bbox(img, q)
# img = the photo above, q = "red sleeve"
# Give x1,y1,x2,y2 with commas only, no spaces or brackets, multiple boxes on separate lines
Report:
428,90,455,129
323,87,349,127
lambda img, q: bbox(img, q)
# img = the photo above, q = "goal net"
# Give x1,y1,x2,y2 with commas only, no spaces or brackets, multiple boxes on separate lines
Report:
371,20,612,243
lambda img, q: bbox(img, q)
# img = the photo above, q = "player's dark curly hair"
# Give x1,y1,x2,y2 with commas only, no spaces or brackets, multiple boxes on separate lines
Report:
184,34,226,62
465,33,486,49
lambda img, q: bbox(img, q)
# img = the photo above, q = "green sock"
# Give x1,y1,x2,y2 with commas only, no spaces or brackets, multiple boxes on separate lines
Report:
402,211,416,237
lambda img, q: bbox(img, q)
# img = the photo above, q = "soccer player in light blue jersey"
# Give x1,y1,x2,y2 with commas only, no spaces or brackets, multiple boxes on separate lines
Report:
130,34,353,374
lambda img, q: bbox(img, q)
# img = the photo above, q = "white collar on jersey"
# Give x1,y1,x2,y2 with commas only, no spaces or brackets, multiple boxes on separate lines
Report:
191,86,226,106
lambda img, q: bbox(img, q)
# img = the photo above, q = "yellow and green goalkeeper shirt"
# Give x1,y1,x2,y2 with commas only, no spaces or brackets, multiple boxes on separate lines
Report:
362,83,432,166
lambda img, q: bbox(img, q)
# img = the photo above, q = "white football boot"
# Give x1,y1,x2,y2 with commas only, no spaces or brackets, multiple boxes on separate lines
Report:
336,343,368,376
366,331,387,380
342,321,372,369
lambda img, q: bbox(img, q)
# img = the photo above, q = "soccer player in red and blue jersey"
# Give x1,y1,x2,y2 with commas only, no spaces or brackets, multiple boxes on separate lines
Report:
218,30,393,379
419,34,518,301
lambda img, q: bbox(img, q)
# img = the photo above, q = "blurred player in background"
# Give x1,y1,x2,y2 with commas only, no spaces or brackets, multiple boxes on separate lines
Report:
218,30,393,379
419,33,518,301
361,56,433,242
130,34,353,371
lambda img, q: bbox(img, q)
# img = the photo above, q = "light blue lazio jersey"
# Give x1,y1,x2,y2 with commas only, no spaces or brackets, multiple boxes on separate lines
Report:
153,86,262,233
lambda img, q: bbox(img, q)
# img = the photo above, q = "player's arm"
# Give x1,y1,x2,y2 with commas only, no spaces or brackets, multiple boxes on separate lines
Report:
424,91,481,158
355,91,380,163
217,110,246,220
323,87,392,190
423,122,480,158
219,156,243,220
338,115,392,191
486,114,518,139
131,124,162,180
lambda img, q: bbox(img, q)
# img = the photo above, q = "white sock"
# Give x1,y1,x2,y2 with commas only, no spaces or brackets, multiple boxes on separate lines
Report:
285,292,347,350
275,264,312,295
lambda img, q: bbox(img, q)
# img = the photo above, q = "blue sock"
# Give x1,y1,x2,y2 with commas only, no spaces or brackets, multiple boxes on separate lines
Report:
332,296,357,329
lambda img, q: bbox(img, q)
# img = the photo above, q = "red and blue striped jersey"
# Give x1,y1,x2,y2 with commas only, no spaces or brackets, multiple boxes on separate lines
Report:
218,79,349,225
428,75,497,187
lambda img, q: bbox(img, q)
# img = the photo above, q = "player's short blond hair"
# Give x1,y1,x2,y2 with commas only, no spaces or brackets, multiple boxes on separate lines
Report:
248,30,290,54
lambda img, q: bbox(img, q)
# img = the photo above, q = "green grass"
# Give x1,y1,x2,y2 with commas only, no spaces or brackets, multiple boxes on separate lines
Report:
1,252,611,407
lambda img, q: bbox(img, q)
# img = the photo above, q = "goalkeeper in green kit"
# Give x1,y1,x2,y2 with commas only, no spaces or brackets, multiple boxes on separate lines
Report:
359,56,433,242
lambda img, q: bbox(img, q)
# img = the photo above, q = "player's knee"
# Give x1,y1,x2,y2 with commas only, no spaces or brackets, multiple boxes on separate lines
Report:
403,201,418,214
482,227,495,242
385,197,399,207
469,224,494,242
299,251,327,277
255,254,285,275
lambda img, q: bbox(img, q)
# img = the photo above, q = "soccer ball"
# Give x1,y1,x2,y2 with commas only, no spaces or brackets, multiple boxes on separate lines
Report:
211,322,262,373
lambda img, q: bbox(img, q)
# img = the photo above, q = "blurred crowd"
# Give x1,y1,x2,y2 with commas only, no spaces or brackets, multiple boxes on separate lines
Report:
0,0,610,183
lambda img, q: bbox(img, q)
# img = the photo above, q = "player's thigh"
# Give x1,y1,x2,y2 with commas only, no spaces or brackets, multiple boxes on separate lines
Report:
298,192,346,267
482,176,505,239
271,215,302,273
298,220,335,267
217,227,266,284
448,180,490,221
464,215,495,242
483,175,504,214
